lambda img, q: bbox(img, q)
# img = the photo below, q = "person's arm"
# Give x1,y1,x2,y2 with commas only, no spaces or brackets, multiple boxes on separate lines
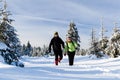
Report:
74,42,78,48
61,40,65,49
49,39,53,53
63,42,68,56
73,41,78,49
59,37,65,48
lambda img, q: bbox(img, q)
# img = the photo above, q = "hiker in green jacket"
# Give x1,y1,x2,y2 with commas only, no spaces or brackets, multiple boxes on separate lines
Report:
64,36,77,66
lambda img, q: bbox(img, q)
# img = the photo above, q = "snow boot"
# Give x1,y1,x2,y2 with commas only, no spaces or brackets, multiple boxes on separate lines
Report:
58,58,62,63
55,60,58,66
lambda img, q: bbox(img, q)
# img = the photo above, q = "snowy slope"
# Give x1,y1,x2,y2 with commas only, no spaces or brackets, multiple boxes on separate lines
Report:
0,55,120,80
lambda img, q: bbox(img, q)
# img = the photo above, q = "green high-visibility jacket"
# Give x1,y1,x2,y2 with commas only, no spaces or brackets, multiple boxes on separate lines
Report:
64,41,77,52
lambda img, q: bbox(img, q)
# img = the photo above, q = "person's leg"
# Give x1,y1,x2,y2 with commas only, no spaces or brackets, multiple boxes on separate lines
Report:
68,52,72,65
58,50,63,62
70,52,75,66
68,51,75,66
54,51,58,65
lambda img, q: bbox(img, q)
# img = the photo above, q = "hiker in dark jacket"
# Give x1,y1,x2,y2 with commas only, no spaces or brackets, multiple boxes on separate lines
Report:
49,32,64,65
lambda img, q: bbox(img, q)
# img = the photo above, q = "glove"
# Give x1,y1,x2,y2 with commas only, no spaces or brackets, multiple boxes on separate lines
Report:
46,49,51,53
64,53,66,56
49,50,51,53
75,47,78,50
48,49,51,53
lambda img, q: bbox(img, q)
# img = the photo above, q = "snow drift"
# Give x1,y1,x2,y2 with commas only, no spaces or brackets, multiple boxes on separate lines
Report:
0,55,120,80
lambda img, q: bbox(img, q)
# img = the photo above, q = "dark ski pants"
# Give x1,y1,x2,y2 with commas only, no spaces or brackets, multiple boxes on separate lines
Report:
54,50,63,62
68,51,75,66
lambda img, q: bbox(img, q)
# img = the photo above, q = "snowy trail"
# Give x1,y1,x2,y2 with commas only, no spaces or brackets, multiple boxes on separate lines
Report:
0,56,120,80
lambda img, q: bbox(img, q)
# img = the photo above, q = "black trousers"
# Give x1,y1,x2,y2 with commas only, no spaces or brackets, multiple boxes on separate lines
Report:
54,50,63,61
68,51,75,66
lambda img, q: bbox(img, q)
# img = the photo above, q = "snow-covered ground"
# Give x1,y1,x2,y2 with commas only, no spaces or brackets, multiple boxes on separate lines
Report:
0,55,120,80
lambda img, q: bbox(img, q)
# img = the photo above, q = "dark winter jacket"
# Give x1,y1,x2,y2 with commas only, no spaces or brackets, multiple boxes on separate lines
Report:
49,36,64,52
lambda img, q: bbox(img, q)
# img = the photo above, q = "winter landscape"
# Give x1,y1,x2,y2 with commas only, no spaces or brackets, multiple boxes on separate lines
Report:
1,0,120,80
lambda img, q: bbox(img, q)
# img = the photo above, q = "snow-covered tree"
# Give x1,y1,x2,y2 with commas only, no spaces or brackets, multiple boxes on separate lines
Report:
24,41,33,56
42,45,49,56
79,49,87,56
21,43,50,57
88,18,110,58
89,28,98,54
88,28,105,58
0,1,25,67
99,19,109,51
21,41,35,56
32,47,40,57
0,1,21,56
66,22,80,54
21,44,26,56
32,46,49,57
104,24,120,58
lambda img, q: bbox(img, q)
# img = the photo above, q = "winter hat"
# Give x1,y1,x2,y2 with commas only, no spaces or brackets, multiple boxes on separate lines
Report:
54,32,58,35
66,34,72,38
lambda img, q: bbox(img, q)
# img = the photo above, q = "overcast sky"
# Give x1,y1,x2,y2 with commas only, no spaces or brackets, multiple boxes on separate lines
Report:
5,0,120,49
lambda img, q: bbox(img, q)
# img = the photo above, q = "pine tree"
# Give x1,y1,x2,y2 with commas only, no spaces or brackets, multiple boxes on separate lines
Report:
37,47,42,56
0,1,25,67
99,28,108,50
21,44,26,56
104,23,120,58
25,41,33,56
99,18,108,50
89,28,105,58
0,1,21,56
89,28,98,54
32,47,38,57
66,21,80,53
0,21,7,42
